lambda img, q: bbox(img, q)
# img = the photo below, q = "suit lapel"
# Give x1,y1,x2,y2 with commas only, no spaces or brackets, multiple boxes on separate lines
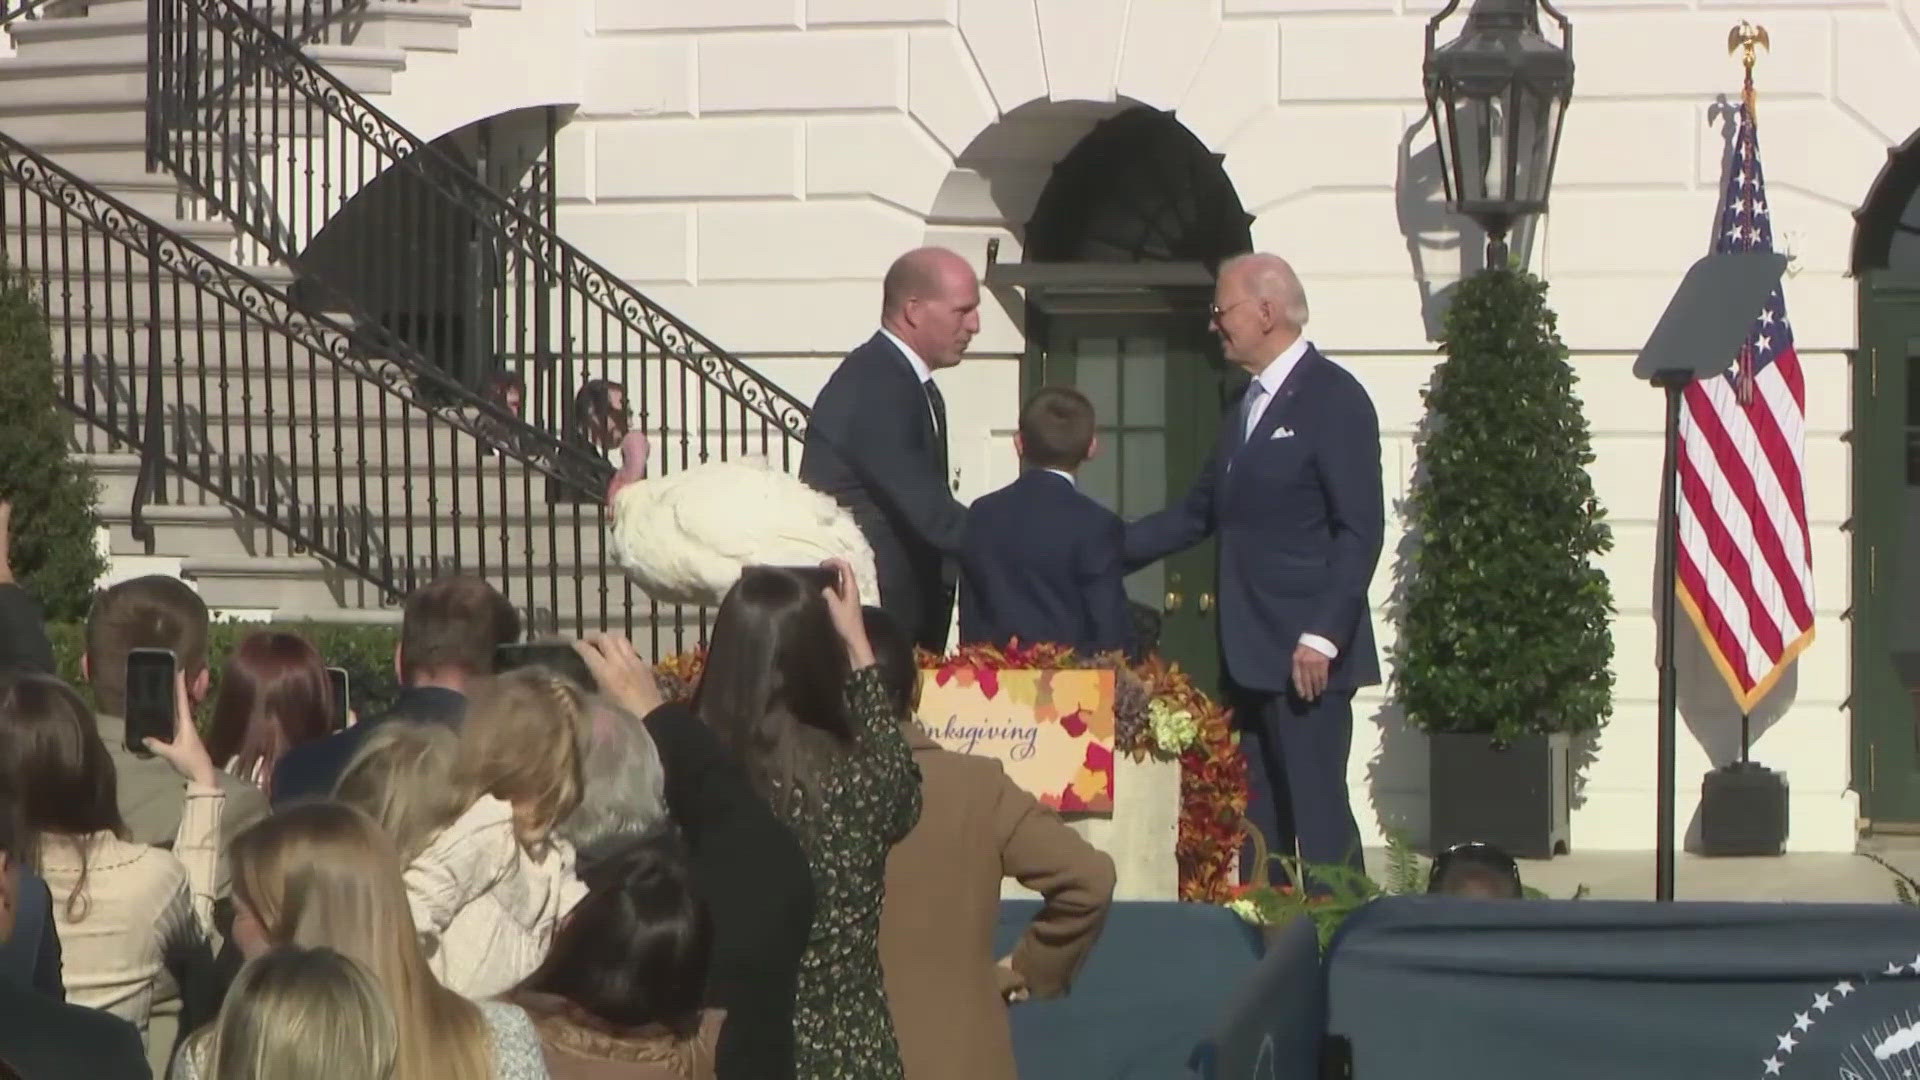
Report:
872,332,942,453
1228,347,1320,465
1246,348,1318,447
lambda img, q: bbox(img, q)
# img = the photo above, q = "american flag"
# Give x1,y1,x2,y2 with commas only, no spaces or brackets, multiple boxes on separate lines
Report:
1675,97,1814,713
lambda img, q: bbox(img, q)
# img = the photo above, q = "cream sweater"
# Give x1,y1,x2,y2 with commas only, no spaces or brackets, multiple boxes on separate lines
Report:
38,783,224,1044
405,795,587,999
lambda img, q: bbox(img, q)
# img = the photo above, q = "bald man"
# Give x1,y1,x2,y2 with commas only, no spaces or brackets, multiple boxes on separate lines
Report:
1125,253,1384,883
800,248,980,651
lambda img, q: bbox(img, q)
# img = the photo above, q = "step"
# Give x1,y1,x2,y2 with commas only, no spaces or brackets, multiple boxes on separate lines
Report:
0,54,405,102
181,552,626,615
2,218,243,272
4,210,235,246
75,165,189,217
84,449,590,506
75,411,553,469
309,1,470,52
20,0,471,53
18,264,307,322
101,499,616,562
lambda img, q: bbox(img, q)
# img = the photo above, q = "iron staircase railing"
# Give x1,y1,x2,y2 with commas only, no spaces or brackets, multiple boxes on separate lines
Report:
139,0,814,645
147,0,809,459
0,128,689,645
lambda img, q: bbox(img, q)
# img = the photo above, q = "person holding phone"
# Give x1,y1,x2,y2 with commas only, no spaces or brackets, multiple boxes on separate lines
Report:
0,668,224,1053
206,632,338,800
693,559,921,1080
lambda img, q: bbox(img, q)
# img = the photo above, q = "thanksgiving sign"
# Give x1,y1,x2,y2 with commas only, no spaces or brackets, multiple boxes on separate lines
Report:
916,666,1116,813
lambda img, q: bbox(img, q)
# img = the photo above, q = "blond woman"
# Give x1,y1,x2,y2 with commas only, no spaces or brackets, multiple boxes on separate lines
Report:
178,802,547,1080
201,945,396,1080
335,720,467,863
393,669,591,998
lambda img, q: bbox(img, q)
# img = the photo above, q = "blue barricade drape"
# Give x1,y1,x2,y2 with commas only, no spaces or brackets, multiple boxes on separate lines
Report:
1326,896,1920,1079
1190,912,1322,1079
994,899,1264,1079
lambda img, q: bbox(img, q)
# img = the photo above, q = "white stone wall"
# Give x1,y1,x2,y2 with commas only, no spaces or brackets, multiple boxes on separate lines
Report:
455,0,1920,853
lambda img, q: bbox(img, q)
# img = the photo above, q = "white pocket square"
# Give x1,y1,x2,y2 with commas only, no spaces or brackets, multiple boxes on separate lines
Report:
1269,427,1296,440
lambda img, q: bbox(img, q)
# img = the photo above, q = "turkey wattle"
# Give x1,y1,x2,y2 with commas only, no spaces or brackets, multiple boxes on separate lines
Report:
605,431,881,608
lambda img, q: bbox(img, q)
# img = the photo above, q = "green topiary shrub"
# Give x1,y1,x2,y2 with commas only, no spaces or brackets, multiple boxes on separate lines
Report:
0,258,105,619
1394,269,1616,742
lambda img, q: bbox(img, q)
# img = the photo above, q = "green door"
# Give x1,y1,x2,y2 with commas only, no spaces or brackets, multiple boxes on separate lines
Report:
1027,312,1237,694
1856,272,1920,825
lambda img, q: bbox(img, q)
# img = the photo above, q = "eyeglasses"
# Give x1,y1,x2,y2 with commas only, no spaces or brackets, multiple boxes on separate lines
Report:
1209,298,1256,321
1426,841,1522,895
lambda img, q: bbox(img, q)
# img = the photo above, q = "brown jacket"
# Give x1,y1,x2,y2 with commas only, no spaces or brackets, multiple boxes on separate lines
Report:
515,994,723,1080
878,725,1116,1080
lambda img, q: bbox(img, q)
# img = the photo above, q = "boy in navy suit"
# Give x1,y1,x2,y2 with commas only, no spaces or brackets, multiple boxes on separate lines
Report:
959,388,1136,658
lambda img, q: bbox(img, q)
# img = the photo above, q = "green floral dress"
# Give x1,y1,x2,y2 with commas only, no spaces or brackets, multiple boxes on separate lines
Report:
781,666,923,1080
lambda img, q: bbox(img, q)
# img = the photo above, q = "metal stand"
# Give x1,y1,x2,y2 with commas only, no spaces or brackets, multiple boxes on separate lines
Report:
1652,372,1690,903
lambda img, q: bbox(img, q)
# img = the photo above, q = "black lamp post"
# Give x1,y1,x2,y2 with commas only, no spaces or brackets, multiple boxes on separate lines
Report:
1423,0,1575,270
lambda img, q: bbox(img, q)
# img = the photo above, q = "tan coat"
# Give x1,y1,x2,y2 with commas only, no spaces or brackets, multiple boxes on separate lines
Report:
878,725,1116,1080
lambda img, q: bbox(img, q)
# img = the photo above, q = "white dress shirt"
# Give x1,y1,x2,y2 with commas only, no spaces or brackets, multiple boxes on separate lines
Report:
1241,334,1311,442
880,328,945,433
1241,336,1339,662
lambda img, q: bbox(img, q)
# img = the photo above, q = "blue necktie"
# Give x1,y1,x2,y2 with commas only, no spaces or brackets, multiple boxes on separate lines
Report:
1235,382,1268,451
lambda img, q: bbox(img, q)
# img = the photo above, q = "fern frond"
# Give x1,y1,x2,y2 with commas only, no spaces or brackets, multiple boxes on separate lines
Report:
1383,829,1424,895
1858,852,1920,907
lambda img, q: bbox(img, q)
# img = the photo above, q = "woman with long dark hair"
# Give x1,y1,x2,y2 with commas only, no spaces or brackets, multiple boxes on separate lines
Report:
509,828,721,1079
692,559,919,1079
206,631,335,797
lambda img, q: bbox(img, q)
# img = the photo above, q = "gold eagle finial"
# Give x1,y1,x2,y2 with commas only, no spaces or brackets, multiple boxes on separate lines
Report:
1727,21,1770,65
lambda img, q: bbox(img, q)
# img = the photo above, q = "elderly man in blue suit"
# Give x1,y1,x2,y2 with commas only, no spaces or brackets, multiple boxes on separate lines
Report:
1125,253,1384,881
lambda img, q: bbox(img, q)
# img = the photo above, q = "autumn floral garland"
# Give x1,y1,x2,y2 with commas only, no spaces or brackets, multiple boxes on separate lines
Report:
652,641,1248,902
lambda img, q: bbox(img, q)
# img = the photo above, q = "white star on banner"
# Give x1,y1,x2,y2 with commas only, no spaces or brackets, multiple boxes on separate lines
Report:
1836,980,1857,996
1793,1013,1812,1032
1764,1055,1783,1076
1814,993,1834,1012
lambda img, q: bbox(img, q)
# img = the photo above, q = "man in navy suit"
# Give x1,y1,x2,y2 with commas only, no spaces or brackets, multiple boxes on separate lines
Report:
1125,253,1384,879
959,387,1135,659
801,247,979,652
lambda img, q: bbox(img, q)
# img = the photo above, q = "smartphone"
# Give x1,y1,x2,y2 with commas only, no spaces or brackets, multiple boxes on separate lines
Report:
123,647,177,754
493,641,596,692
326,666,350,732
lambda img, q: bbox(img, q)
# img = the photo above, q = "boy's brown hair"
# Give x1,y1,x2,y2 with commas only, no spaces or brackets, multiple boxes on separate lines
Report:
1017,387,1097,471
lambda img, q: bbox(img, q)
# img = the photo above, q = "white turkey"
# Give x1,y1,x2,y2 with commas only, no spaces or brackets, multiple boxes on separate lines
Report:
605,430,881,608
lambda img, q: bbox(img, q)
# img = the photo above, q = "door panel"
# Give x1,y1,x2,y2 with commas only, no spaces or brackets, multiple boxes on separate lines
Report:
1032,313,1233,695
1857,273,1920,825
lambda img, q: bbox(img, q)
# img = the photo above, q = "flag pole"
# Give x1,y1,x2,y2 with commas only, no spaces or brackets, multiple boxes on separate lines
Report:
1651,20,1776,902
1728,19,1767,775
1728,21,1768,409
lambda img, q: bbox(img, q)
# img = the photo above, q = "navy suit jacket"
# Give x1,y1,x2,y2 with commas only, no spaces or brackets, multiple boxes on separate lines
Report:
1125,347,1384,694
958,470,1136,658
798,332,967,648
270,685,467,806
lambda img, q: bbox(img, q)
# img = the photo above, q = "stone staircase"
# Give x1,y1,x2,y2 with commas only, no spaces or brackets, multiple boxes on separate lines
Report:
0,0,653,632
